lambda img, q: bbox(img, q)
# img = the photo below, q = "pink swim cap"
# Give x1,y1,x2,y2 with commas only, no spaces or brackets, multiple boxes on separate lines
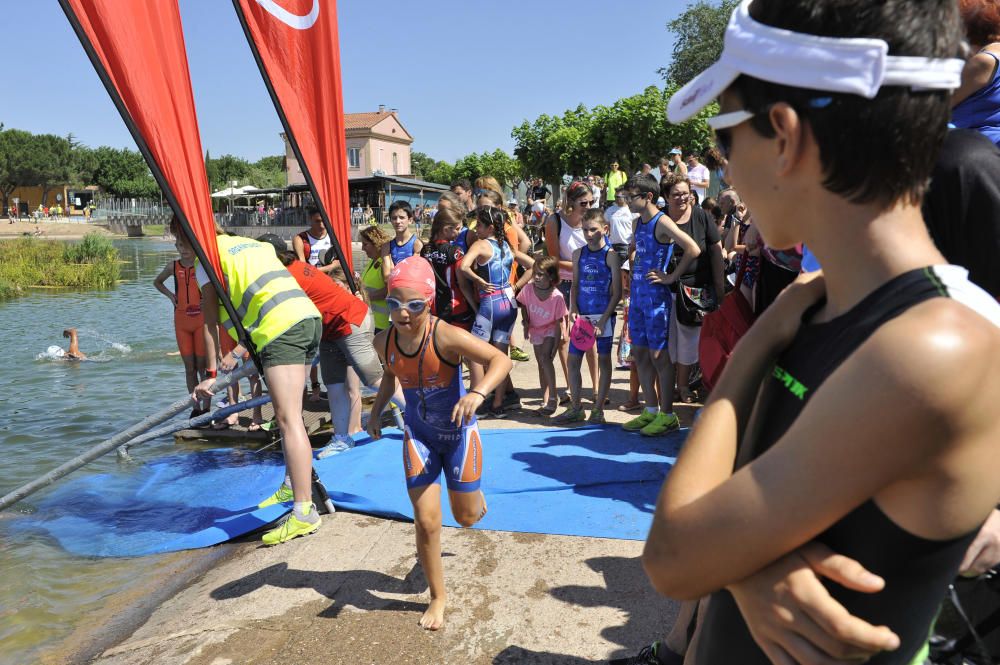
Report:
570,317,596,351
388,256,435,299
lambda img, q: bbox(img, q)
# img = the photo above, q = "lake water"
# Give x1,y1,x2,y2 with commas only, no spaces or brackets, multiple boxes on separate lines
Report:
0,238,366,664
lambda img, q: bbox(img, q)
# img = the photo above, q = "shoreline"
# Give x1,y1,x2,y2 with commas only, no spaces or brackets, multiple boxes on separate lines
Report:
43,334,692,664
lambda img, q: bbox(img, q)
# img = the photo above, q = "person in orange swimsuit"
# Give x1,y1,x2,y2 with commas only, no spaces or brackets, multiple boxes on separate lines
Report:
154,252,208,418
368,257,512,631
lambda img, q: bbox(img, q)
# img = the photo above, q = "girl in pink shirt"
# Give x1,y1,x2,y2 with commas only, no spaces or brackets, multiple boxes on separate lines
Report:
516,256,567,416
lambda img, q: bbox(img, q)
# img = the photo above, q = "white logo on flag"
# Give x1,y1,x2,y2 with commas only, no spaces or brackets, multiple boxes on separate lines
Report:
255,0,319,30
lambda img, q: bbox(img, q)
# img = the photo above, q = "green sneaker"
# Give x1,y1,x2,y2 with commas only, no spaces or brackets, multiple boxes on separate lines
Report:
640,411,681,437
510,346,530,362
262,509,320,545
257,484,293,509
587,408,606,424
553,405,586,425
623,410,656,431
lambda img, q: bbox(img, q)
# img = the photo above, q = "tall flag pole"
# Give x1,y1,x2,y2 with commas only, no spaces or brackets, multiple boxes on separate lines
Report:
58,0,261,365
232,0,357,291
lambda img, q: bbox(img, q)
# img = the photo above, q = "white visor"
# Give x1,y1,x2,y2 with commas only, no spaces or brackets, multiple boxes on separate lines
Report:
667,0,966,123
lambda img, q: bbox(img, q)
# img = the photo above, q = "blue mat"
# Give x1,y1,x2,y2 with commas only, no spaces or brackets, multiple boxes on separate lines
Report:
315,426,683,540
12,426,683,557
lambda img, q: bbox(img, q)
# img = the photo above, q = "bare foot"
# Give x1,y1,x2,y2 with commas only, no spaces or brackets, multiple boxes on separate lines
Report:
418,597,446,630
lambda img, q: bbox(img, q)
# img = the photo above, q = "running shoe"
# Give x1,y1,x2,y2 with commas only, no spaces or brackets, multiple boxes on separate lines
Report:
588,408,606,424
608,641,673,665
502,389,522,410
257,484,293,509
640,412,680,437
316,434,355,459
554,405,586,425
510,346,530,362
262,508,320,545
489,404,507,419
623,410,657,432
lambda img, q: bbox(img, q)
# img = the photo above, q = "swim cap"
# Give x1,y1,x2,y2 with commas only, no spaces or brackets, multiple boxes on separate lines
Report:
570,317,596,352
388,256,435,299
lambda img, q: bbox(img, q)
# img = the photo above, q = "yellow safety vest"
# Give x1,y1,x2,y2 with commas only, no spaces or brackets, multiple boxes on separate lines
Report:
206,234,320,350
605,170,627,200
361,258,390,329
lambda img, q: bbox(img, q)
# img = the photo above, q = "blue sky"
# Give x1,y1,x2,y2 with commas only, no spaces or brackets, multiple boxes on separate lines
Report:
4,1,682,163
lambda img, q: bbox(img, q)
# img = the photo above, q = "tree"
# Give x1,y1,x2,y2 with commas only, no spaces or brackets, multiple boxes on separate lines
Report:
31,134,73,205
0,127,35,213
90,146,160,198
658,0,738,87
410,151,437,179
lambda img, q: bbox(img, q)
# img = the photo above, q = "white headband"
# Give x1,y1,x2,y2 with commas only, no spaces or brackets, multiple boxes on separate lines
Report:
667,0,966,123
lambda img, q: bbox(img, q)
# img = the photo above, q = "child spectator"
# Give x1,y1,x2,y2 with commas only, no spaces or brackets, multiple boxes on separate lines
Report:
516,256,567,416
556,209,622,424
381,201,423,280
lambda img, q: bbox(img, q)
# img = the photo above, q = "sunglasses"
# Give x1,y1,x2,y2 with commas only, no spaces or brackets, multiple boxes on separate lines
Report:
710,97,833,159
576,200,594,207
386,297,429,313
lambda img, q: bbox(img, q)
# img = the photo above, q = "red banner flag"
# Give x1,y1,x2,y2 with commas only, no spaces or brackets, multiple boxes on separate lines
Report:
233,0,355,276
59,0,223,285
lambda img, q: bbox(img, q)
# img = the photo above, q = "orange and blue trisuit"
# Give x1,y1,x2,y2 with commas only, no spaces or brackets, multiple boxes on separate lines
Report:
173,260,206,359
386,317,483,493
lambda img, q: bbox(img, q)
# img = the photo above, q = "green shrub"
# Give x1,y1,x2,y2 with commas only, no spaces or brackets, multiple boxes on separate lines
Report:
0,236,120,299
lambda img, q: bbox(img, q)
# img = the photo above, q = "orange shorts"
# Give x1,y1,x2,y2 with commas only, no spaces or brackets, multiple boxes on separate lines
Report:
174,311,206,358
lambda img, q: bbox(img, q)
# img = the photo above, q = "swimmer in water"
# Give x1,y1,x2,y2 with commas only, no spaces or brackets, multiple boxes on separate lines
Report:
62,328,86,360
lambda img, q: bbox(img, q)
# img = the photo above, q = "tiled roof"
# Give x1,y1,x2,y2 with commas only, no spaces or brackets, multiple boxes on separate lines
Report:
344,111,393,130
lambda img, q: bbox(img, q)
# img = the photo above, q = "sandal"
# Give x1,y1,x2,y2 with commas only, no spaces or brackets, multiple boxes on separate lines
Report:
535,405,557,417
617,401,642,412
679,390,697,404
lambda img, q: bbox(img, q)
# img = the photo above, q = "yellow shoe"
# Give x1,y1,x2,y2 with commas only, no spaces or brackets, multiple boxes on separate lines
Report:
640,412,680,437
257,484,293,509
262,509,320,545
623,410,656,432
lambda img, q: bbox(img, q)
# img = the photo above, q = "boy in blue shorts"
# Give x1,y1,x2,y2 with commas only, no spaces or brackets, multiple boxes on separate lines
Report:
556,209,622,424
621,175,701,436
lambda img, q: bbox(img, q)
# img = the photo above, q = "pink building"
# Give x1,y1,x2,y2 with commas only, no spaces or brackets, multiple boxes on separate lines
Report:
282,105,413,186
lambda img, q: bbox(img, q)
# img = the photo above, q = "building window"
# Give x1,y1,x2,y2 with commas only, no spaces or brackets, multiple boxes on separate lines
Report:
392,152,398,175
348,147,360,169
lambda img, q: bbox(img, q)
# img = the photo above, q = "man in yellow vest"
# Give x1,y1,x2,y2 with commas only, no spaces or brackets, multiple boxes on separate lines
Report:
604,161,628,207
172,218,325,545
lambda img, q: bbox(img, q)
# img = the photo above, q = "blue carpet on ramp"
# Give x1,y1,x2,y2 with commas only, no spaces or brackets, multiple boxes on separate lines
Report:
315,426,683,541
12,426,683,557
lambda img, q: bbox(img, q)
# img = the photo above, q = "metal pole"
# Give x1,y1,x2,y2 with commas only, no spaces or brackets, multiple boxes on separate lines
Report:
0,364,257,512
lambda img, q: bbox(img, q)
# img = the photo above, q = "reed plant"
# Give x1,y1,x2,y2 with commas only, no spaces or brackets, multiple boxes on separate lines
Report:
0,234,120,299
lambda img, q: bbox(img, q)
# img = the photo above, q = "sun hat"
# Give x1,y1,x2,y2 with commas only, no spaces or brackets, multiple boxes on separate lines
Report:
668,148,682,155
667,0,965,124
570,317,596,352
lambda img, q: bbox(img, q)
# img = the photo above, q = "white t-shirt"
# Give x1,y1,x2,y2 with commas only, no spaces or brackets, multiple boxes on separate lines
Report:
688,164,710,202
605,204,638,270
590,184,601,208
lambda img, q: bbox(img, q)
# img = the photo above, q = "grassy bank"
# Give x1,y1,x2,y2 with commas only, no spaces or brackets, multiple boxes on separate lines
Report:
0,233,121,299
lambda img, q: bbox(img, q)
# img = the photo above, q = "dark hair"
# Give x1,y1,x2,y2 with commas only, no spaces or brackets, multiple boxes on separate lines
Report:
306,206,321,219
387,200,413,220
256,233,295,265
624,174,659,200
703,146,725,170
430,204,464,242
733,0,963,207
660,172,692,199
476,205,510,264
564,180,592,209
701,197,718,211
450,178,472,192
960,0,1000,46
476,189,504,209
581,208,606,227
533,255,560,286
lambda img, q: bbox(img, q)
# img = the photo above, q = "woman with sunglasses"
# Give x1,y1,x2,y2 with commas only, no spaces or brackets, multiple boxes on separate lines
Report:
544,180,598,405
367,256,512,631
460,206,535,417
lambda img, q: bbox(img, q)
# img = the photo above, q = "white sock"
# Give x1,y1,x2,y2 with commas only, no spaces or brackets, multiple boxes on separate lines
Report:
294,501,312,517
645,406,659,415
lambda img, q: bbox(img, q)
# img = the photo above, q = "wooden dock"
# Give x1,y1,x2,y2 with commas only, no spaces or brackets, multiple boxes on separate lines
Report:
173,397,333,449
